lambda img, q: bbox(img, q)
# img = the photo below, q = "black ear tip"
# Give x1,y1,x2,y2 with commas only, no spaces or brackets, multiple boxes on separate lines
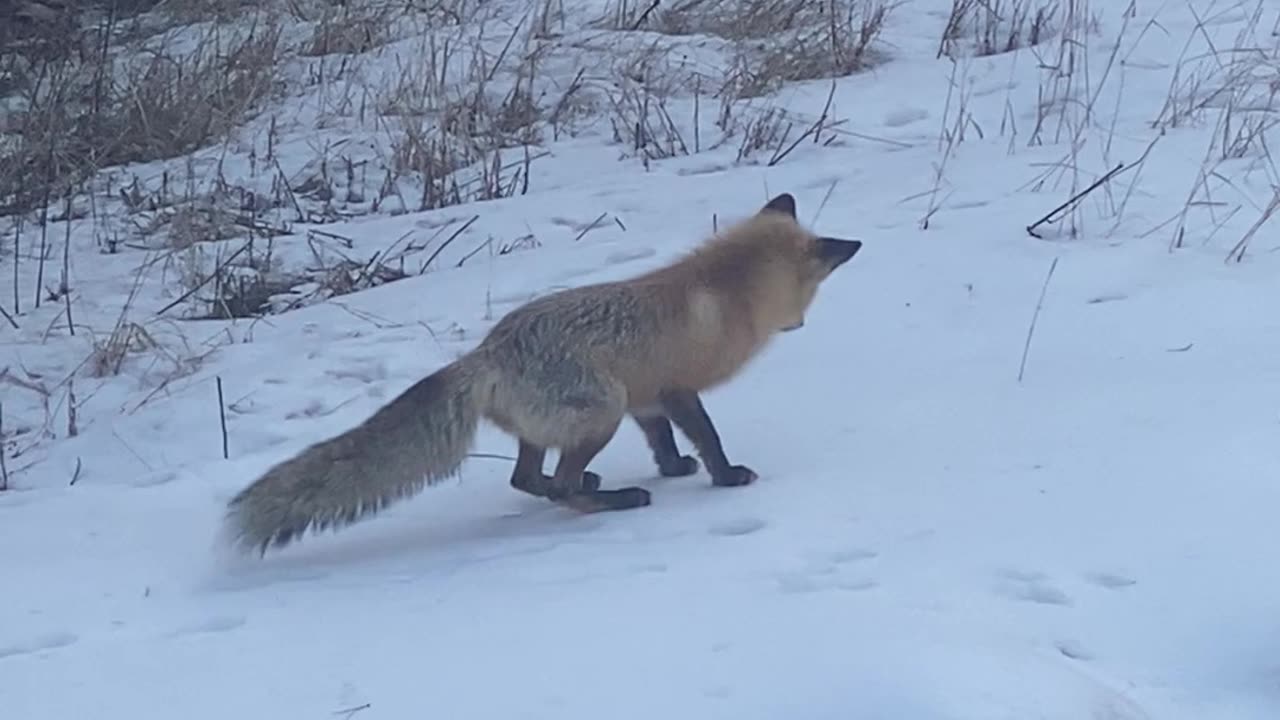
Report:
761,193,797,218
817,236,863,267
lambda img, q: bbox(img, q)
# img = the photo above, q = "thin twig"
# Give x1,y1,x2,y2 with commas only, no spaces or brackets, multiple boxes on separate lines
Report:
1027,163,1129,238
35,183,49,309
456,237,494,268
332,703,372,720
0,302,18,330
769,82,838,167
1225,187,1280,263
573,212,609,242
156,243,250,316
67,379,78,437
216,376,229,460
0,402,9,491
812,179,839,224
630,0,661,29
1018,256,1059,383
468,452,518,462
62,191,74,336
421,215,479,272
12,214,21,315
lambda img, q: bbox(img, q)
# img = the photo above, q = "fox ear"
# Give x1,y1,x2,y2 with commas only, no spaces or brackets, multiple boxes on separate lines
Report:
815,236,862,271
760,193,797,219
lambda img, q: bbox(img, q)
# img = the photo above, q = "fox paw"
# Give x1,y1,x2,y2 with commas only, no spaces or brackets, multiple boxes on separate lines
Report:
554,486,651,513
512,471,601,497
606,486,653,509
712,465,758,487
658,455,699,477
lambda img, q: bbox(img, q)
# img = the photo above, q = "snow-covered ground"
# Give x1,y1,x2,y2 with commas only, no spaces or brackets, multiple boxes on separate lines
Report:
4,1,1280,718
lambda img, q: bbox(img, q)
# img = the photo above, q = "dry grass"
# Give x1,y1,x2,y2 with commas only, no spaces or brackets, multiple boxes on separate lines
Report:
368,20,549,213
2,0,891,222
1134,0,1280,260
723,1,892,98
1,0,896,328
605,0,826,37
938,0,1060,59
592,0,892,168
1013,0,1105,239
600,0,894,99
0,8,286,217
296,2,398,57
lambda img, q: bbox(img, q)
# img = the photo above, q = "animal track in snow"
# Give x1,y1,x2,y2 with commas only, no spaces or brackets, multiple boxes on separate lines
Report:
130,470,179,488
204,567,331,593
605,247,657,265
0,631,79,660
803,174,846,191
776,571,878,595
169,615,247,637
284,397,354,420
708,517,767,537
675,163,729,176
550,266,600,283
489,291,534,306
324,361,388,385
994,569,1073,606
884,107,929,127
946,199,990,211
285,398,329,419
1084,572,1137,590
973,80,1017,98
776,547,880,595
1055,639,1095,661
834,578,879,592
826,548,879,564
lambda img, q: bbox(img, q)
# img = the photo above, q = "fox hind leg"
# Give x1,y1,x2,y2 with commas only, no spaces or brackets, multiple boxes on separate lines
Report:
659,389,758,488
509,439,601,498
547,426,651,513
631,413,700,477
494,365,638,508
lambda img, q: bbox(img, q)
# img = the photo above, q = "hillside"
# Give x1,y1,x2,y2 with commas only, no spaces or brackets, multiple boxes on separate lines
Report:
3,0,1280,718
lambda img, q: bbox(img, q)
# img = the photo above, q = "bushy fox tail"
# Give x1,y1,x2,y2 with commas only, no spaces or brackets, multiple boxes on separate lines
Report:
224,357,484,555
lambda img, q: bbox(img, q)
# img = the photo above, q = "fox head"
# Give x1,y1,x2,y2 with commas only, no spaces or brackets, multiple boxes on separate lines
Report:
748,192,862,333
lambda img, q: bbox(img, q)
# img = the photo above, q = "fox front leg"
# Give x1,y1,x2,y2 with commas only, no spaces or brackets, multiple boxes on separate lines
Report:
658,389,758,488
631,413,700,478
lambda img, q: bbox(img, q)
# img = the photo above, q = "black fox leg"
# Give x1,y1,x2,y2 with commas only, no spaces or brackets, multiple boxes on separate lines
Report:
509,440,549,497
548,432,651,513
658,389,758,487
631,413,700,477
510,439,600,498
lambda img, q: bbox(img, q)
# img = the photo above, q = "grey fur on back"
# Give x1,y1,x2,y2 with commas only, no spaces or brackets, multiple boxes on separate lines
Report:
224,357,483,554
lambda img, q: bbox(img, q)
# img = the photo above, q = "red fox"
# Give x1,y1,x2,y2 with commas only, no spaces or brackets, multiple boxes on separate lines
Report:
224,193,862,554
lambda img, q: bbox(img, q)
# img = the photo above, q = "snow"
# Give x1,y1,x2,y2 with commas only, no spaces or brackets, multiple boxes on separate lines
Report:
4,0,1280,718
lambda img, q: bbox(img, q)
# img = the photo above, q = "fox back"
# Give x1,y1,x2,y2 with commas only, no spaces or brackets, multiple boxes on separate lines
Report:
475,193,862,414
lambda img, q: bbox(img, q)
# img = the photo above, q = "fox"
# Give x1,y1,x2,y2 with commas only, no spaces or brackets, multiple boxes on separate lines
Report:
223,192,863,555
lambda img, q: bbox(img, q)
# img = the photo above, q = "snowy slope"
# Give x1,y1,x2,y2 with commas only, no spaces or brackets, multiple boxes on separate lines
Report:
4,1,1280,718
